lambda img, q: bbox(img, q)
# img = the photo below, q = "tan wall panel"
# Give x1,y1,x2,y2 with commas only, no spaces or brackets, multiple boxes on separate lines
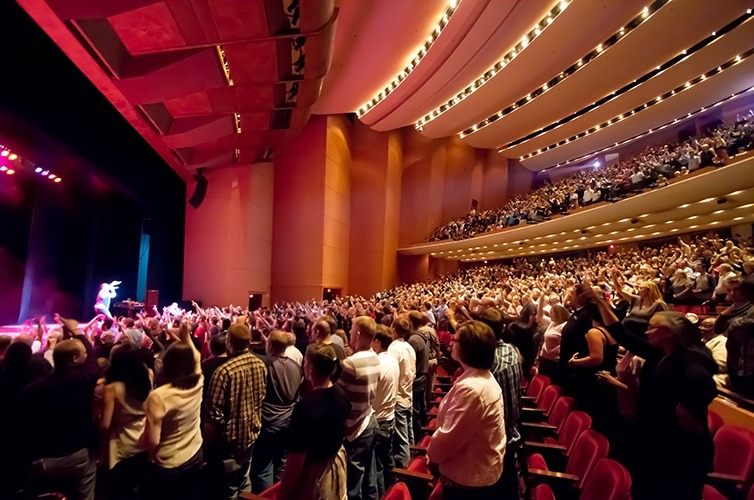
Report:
323,115,352,291
184,162,273,307
272,116,327,303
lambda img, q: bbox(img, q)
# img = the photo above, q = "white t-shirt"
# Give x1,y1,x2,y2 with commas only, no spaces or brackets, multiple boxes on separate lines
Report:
373,351,399,422
388,340,416,409
285,345,303,366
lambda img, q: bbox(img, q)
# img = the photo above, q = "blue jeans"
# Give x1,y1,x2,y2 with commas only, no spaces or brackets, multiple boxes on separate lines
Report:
374,419,395,497
204,447,252,500
392,405,412,468
344,416,378,500
28,447,96,500
250,427,288,492
412,387,427,444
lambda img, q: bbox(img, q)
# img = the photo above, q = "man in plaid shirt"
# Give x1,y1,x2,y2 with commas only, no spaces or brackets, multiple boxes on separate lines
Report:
205,322,267,499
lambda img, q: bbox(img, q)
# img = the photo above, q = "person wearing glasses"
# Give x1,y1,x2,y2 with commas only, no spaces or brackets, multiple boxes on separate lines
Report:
426,321,505,499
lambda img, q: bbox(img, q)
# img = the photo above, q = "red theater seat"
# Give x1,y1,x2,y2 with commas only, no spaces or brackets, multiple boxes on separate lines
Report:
240,482,279,499
522,375,550,407
526,409,592,468
532,458,632,500
383,482,412,500
706,425,754,497
708,410,724,437
523,385,563,421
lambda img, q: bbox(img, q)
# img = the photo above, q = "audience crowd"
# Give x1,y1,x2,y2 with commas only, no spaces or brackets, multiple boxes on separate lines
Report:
428,112,754,241
0,230,753,499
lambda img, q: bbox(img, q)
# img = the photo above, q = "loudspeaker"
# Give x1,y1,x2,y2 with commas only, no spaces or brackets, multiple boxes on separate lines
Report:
188,169,208,208
145,289,159,315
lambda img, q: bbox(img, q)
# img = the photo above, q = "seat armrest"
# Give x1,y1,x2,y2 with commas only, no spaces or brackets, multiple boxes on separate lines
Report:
393,467,434,483
420,426,437,434
240,494,268,500
521,422,558,433
410,445,428,454
528,468,580,484
706,472,747,484
525,441,568,453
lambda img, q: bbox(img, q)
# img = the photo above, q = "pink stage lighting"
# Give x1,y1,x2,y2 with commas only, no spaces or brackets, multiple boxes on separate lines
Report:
0,166,7,172
0,150,8,157
41,170,49,176
53,177,62,183
34,167,42,173
48,174,56,179
6,169,15,175
7,154,17,161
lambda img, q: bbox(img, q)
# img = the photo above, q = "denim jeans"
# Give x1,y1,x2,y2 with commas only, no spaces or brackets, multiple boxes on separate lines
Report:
392,405,412,468
412,387,427,444
143,449,202,500
344,416,378,500
250,427,288,493
28,447,96,500
203,447,252,500
374,419,395,497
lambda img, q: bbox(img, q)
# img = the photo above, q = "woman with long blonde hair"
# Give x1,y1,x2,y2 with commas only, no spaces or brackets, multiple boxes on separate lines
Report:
612,270,668,336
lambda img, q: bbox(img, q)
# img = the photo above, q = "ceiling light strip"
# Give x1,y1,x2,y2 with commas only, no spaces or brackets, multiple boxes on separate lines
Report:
234,113,242,134
461,0,720,140
536,83,754,170
217,45,234,86
355,0,462,119
414,0,573,130
495,12,754,151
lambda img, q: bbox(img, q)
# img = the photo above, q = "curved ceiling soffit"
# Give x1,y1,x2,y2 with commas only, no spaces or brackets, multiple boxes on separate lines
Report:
311,0,449,115
457,0,753,150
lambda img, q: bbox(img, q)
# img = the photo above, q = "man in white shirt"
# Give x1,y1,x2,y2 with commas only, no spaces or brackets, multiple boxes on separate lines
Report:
388,316,416,468
371,326,399,497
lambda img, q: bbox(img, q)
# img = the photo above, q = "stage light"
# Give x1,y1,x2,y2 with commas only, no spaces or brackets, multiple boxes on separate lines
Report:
7,153,17,161
6,169,15,175
41,170,49,176
53,177,62,183
593,161,600,167
35,167,42,173
48,174,56,180
0,166,6,171
0,150,8,157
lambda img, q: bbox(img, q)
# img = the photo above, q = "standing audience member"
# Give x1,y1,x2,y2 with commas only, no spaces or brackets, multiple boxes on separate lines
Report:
19,317,100,500
406,314,429,444
140,320,203,500
204,323,267,499
588,290,717,500
476,307,523,498
388,315,416,468
338,316,381,500
371,325,399,497
726,276,754,397
100,344,151,500
277,343,350,500
250,330,304,492
427,321,506,500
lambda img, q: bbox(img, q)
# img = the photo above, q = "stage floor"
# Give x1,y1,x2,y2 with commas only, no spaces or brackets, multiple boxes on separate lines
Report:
0,323,82,338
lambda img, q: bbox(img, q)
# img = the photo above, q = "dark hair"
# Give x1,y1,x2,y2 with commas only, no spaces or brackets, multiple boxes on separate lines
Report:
107,344,152,403
472,307,504,340
157,343,200,390
305,343,338,380
221,318,231,331
102,318,114,330
374,325,393,350
456,320,496,370
3,342,31,374
408,311,427,330
209,335,227,357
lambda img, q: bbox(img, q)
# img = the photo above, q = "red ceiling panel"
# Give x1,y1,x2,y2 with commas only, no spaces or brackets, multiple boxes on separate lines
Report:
163,90,214,117
206,0,270,40
224,42,280,83
107,2,186,53
240,112,272,131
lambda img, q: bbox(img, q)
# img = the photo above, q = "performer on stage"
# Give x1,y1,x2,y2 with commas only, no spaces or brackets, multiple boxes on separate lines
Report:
95,280,121,319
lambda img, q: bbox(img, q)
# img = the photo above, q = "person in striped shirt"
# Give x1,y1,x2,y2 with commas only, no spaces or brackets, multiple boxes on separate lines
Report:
338,316,381,500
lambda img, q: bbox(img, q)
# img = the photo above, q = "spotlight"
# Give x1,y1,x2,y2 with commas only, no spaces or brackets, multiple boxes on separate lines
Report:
0,150,8,157
41,170,49,176
53,177,62,183
0,166,6,171
48,174,56,180
717,197,727,205
34,167,42,173
8,154,17,161
593,161,601,167
6,169,15,175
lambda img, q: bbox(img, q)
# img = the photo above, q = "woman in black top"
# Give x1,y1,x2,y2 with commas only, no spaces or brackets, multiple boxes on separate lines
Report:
277,343,351,500
567,302,620,438
584,288,717,500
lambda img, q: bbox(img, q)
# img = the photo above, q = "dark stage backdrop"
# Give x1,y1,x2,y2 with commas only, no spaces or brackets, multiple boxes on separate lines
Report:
0,2,186,323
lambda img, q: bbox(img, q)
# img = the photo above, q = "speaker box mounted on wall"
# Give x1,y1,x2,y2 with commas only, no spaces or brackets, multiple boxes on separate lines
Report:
188,168,208,208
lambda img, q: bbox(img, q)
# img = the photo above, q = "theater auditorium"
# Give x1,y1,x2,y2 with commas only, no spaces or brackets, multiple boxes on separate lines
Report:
1,0,754,499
